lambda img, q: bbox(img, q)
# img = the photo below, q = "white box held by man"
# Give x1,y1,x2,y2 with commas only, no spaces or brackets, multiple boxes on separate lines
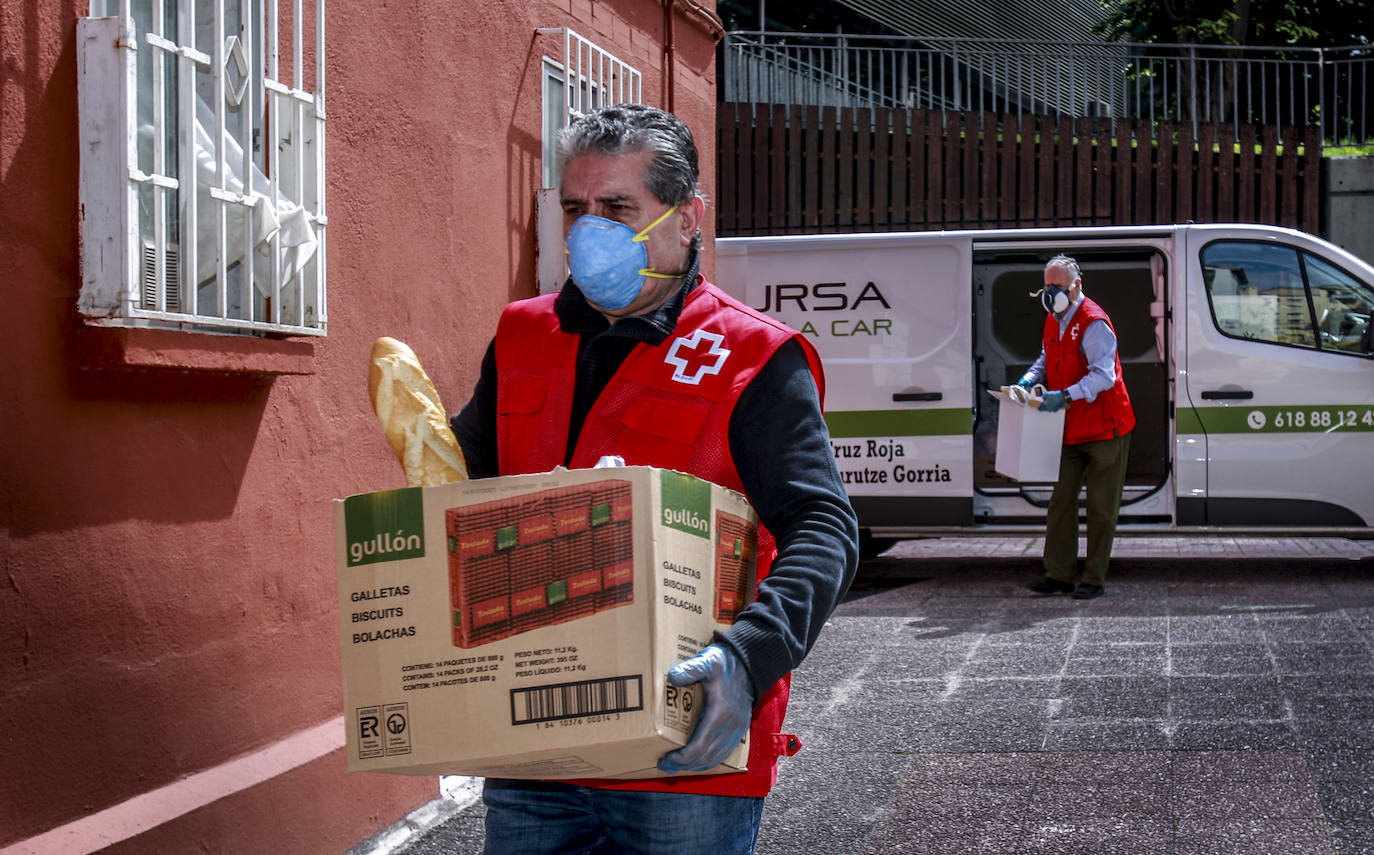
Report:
335,466,758,779
988,387,1066,483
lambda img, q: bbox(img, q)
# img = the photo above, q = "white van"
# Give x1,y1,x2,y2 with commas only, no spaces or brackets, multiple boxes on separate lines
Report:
715,224,1374,555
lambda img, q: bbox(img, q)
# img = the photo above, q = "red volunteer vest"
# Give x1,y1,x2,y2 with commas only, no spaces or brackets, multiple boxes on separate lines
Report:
1043,297,1136,445
493,279,824,797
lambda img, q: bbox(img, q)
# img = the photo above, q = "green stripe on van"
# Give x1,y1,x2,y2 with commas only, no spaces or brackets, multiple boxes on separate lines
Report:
825,408,972,438
1183,404,1374,434
1176,407,1205,434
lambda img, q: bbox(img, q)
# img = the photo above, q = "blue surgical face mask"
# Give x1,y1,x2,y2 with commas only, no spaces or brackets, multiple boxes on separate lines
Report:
565,206,680,311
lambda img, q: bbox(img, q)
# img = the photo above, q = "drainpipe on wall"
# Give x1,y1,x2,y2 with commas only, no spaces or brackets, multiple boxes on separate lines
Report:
665,0,675,113
664,0,726,112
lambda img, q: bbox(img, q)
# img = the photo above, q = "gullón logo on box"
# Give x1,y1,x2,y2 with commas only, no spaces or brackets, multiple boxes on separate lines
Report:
345,488,425,567
660,471,711,539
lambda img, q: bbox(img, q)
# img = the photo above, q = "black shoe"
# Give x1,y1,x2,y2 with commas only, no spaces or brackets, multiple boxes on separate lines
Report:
1027,577,1074,595
1072,583,1104,599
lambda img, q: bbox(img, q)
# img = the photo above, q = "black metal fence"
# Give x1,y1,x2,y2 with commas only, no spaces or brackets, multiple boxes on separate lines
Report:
723,32,1373,148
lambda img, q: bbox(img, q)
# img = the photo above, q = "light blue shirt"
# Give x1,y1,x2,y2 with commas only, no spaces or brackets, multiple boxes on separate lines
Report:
1021,298,1119,403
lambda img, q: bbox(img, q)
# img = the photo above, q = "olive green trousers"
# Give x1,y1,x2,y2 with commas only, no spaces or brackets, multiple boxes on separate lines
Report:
1043,432,1132,587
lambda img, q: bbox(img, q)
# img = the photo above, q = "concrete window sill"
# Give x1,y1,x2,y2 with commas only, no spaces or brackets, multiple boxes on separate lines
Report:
77,325,316,376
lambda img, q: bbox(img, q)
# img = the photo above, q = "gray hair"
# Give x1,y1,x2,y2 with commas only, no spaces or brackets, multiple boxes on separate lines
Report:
1045,254,1082,285
557,104,702,250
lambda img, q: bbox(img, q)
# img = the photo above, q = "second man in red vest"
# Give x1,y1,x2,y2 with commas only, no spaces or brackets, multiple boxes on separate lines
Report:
1019,254,1136,600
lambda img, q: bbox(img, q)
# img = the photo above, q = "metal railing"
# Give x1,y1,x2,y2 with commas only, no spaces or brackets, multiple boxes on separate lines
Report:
723,32,1373,147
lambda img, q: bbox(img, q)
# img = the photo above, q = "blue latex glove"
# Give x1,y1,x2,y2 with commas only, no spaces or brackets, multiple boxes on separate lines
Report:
1014,375,1036,390
658,644,754,774
1038,390,1067,413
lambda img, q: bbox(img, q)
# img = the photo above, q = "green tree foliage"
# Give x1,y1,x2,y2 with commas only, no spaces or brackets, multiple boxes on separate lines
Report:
1093,0,1372,47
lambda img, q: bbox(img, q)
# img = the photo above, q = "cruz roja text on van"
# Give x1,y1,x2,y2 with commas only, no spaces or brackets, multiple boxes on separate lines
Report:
833,439,906,462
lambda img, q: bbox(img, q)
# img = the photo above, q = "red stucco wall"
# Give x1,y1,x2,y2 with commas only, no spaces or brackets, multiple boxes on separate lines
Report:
0,1,719,851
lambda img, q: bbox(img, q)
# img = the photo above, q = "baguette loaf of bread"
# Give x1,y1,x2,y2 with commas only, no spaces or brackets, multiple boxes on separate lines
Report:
369,337,469,486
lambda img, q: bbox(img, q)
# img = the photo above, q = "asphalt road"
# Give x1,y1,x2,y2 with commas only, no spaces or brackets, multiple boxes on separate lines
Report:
358,537,1374,855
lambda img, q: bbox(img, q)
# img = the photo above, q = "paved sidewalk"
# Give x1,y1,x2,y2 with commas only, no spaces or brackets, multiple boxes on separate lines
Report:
355,537,1374,855
767,539,1374,853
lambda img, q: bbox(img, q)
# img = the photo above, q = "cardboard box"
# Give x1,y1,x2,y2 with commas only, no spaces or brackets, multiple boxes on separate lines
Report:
988,388,1066,483
335,466,758,779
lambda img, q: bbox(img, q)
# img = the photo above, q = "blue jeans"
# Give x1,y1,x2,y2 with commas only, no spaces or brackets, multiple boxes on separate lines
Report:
481,778,765,855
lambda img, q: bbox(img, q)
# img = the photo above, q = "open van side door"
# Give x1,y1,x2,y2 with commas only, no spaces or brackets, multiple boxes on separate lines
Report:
1181,226,1374,529
716,234,974,531
970,237,1174,526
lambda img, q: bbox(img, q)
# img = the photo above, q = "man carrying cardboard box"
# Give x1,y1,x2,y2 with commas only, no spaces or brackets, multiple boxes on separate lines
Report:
448,104,859,854
1018,254,1136,600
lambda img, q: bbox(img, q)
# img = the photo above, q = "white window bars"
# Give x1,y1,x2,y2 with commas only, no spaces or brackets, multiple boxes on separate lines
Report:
538,28,643,188
79,0,327,336
534,29,644,291
549,28,643,125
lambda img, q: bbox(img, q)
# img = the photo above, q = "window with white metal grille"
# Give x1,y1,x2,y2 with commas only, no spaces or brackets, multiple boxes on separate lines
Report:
535,28,643,293
78,0,326,337
538,29,643,190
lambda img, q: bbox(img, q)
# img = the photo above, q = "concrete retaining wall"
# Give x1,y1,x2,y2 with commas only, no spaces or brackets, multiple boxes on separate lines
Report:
1327,157,1374,267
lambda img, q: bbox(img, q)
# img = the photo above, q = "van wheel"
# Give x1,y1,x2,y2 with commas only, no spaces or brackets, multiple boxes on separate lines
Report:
858,530,898,561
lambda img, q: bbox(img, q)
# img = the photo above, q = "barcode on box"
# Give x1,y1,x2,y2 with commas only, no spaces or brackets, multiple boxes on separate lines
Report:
510,675,644,725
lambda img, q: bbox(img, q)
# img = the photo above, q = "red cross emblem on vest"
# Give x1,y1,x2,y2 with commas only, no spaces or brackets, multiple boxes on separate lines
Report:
664,329,731,386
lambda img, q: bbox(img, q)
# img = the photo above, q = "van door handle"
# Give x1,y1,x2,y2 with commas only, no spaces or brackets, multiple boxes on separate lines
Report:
1200,389,1254,400
893,391,942,402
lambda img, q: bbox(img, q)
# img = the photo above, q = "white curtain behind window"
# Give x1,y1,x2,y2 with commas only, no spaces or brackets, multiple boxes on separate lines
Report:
192,94,317,305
